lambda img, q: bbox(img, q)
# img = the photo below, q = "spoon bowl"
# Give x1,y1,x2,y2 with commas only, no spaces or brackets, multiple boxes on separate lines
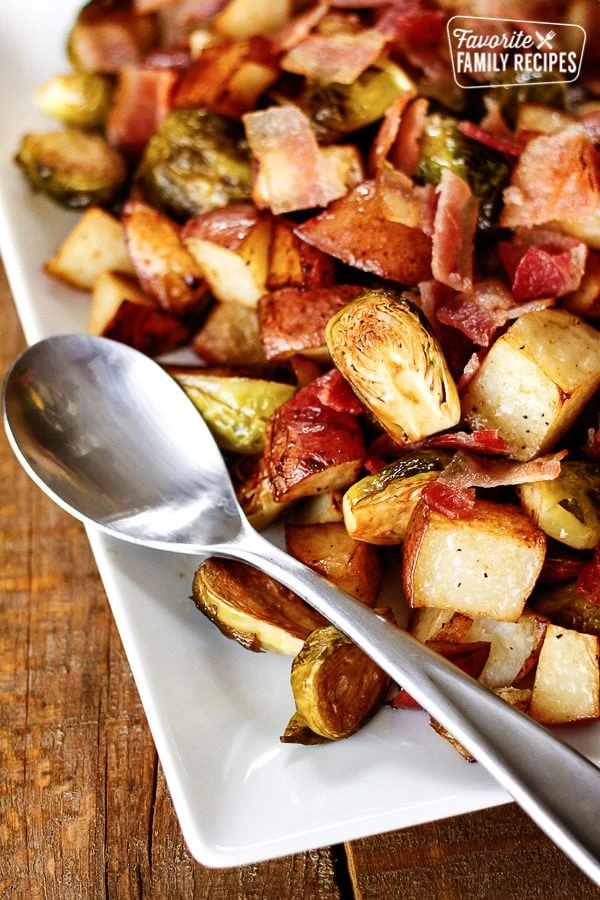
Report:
4,333,600,886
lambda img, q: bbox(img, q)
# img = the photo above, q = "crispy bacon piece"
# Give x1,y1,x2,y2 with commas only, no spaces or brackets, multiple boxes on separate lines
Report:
390,97,429,177
584,428,600,460
436,280,513,347
500,129,600,229
281,26,388,84
421,481,476,519
106,66,178,158
424,429,509,455
312,368,365,415
271,2,330,53
431,169,478,292
368,93,415,174
576,546,600,607
499,229,588,301
243,106,361,214
296,179,432,284
458,120,522,158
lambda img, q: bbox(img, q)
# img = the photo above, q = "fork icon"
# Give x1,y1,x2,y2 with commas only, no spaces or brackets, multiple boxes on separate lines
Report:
536,29,556,49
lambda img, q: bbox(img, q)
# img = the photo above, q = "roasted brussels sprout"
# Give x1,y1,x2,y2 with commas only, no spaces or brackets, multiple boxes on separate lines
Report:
168,369,295,455
35,73,113,128
326,289,460,444
192,558,326,654
532,580,600,637
285,625,391,742
15,129,127,209
296,62,414,142
489,71,567,128
517,461,600,551
135,109,253,221
67,0,158,73
343,451,449,544
416,113,513,230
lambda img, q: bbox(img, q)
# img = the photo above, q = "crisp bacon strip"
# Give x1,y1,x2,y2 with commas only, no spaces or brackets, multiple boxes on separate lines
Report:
420,481,476,519
390,96,429,177
281,26,388,84
500,129,600,229
368,92,414,174
458,120,522,158
312,368,365,415
270,1,329,53
499,229,588,301
423,429,509,455
431,169,478,292
436,280,513,347
106,66,178,158
243,106,357,214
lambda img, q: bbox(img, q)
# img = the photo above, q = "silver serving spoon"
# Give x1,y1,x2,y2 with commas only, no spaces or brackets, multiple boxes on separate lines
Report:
4,333,600,884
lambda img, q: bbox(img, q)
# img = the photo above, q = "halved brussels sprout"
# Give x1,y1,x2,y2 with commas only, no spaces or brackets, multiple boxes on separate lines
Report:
286,625,391,741
136,109,253,221
517,461,600,550
35,73,113,128
192,558,326,654
296,62,414,142
489,71,567,128
15,129,127,209
532,580,600,637
343,451,449,544
326,289,460,444
168,369,295,455
416,113,513,230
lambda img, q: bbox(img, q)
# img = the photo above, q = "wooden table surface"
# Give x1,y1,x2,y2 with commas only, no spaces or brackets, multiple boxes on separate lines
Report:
1,260,600,900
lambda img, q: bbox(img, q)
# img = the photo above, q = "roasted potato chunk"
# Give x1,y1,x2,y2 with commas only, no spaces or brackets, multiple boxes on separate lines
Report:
403,498,546,621
529,625,600,724
461,309,600,461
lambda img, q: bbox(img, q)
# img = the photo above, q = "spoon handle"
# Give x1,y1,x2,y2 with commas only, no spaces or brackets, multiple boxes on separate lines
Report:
233,527,600,885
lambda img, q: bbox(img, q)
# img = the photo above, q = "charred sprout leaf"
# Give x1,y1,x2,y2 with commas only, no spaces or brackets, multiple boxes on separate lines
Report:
517,461,600,551
135,109,253,221
35,73,113,128
192,558,326,655
288,625,391,741
297,62,414,142
532,580,600,637
280,711,329,745
326,288,460,444
416,113,513,231
169,369,295,455
15,129,127,209
343,451,449,545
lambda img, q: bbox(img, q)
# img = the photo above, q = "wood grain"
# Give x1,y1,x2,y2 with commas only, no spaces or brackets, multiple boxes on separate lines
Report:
1,257,599,898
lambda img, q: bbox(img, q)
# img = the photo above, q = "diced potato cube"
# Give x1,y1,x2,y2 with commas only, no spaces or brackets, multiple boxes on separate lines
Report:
45,206,134,290
529,625,600,724
461,309,600,460
464,610,547,689
403,499,546,621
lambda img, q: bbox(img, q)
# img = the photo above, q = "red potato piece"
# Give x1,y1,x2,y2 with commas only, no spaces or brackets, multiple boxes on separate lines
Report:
173,38,280,117
265,374,365,503
258,284,364,363
285,522,383,606
180,203,261,251
89,270,191,355
106,66,179,159
296,180,432,284
122,199,206,314
267,217,336,291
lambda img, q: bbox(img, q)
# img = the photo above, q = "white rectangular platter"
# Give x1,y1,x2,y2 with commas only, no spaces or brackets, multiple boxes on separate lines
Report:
2,0,599,868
